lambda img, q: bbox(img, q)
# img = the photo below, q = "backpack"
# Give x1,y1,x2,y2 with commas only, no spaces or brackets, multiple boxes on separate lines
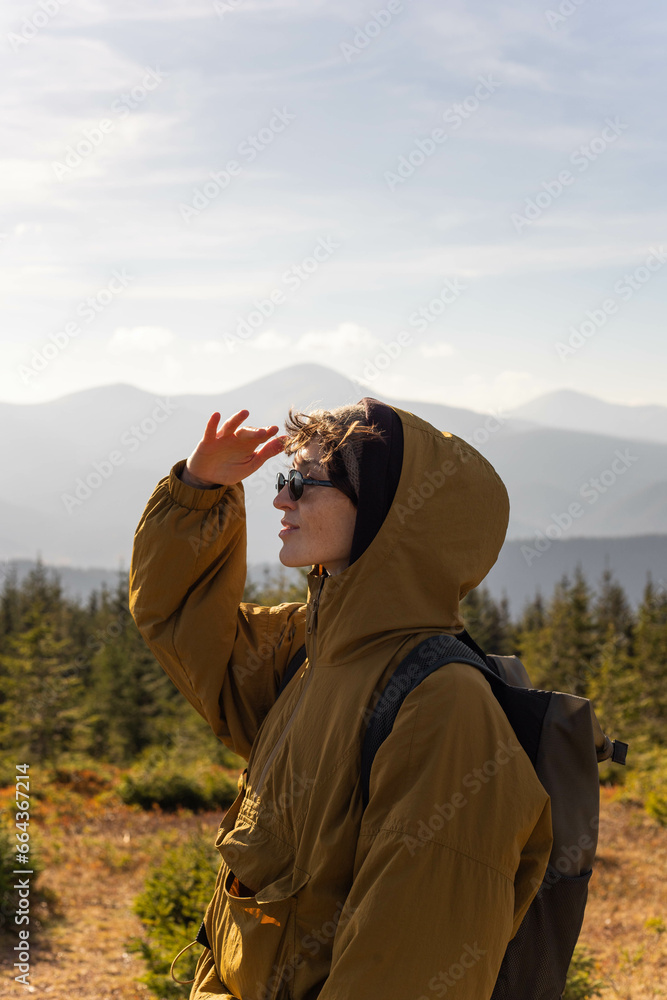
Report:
277,630,628,1000
190,631,628,999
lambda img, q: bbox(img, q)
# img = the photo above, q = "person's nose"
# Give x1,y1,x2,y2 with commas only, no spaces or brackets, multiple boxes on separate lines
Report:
273,483,296,511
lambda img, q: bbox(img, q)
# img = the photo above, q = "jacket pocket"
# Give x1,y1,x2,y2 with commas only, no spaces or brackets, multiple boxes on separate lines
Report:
213,862,311,1000
215,781,246,845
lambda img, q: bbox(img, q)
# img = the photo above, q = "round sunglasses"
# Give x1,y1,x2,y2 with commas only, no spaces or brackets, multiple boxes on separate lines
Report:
275,469,337,501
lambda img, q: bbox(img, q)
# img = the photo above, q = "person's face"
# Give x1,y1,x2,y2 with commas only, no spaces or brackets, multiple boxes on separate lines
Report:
273,437,357,577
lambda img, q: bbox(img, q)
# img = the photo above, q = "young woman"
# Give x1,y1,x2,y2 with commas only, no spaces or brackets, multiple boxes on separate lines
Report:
129,396,552,1000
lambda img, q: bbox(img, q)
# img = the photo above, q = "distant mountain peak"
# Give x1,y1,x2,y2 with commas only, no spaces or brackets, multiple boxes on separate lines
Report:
508,388,667,443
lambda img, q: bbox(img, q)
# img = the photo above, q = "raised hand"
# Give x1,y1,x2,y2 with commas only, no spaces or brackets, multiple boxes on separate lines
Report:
182,410,287,488
182,410,289,487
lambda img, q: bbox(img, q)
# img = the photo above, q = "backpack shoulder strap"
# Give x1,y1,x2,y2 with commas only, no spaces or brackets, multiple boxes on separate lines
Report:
277,644,307,699
360,634,501,809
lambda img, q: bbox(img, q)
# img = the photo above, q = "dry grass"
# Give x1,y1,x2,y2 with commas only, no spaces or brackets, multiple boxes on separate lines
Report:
0,782,665,999
578,786,667,999
0,778,220,999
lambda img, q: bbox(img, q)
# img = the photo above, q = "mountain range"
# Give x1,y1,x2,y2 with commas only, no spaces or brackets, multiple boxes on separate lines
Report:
1,364,665,613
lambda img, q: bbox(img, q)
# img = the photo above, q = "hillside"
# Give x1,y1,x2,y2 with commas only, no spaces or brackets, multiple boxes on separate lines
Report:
0,785,664,999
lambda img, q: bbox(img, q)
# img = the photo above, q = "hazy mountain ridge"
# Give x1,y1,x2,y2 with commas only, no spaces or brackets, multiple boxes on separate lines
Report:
4,535,665,616
508,389,667,444
1,364,665,576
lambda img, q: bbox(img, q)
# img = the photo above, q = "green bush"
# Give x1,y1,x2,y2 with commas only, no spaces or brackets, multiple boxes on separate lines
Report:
615,748,667,823
118,749,238,812
646,790,667,826
563,945,604,1000
0,823,48,937
0,757,21,789
598,759,627,787
128,832,220,998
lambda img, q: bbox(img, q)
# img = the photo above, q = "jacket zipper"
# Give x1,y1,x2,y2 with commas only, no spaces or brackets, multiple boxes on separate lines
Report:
252,575,325,797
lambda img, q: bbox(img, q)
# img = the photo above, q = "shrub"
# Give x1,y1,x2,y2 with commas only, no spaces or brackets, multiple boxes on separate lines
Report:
616,748,667,823
47,758,118,796
646,790,667,826
0,823,49,937
598,759,626,787
128,832,220,997
118,750,238,812
563,945,604,1000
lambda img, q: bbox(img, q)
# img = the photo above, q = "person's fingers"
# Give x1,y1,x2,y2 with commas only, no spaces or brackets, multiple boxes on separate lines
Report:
254,435,290,463
220,409,250,434
202,412,221,440
234,423,280,440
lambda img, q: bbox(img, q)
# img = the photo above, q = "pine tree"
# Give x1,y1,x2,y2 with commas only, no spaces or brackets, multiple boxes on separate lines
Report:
0,564,21,643
0,621,83,765
632,576,667,748
592,568,634,644
519,591,546,634
243,566,309,605
515,570,596,695
587,621,635,740
81,573,179,763
515,590,551,689
461,586,514,653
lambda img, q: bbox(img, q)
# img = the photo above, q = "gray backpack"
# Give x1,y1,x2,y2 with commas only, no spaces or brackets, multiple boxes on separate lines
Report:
358,631,628,1000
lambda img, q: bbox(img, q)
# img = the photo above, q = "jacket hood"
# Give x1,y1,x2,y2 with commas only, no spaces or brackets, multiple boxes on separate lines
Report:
307,398,510,666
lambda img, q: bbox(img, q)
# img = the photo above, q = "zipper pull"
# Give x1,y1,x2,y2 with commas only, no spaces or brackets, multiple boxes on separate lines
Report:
306,576,325,635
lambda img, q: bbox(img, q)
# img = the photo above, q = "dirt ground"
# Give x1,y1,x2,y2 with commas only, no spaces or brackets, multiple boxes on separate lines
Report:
0,785,665,999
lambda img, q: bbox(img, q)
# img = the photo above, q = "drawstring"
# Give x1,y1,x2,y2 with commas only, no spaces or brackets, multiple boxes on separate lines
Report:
170,937,199,985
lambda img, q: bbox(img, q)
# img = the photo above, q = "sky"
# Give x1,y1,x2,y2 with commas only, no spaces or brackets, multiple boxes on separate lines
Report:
1,0,666,413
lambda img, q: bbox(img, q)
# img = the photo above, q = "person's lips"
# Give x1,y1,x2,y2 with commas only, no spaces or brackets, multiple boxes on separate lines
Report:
279,520,299,537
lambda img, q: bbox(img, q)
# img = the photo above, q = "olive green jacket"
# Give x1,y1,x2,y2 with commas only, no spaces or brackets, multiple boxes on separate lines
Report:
129,403,552,1000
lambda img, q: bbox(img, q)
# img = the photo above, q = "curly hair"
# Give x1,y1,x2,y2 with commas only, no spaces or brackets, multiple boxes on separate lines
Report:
282,403,386,506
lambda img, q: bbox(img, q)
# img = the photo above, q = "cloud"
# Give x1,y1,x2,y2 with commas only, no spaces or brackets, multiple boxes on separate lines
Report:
191,339,226,355
247,329,291,350
107,326,175,353
294,322,379,354
419,341,455,358
448,370,548,412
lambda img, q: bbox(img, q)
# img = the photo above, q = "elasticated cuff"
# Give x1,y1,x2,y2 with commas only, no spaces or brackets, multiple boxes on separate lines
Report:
168,459,241,510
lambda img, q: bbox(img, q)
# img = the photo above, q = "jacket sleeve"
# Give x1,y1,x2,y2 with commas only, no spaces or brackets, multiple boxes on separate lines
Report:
128,459,307,760
317,663,553,1000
